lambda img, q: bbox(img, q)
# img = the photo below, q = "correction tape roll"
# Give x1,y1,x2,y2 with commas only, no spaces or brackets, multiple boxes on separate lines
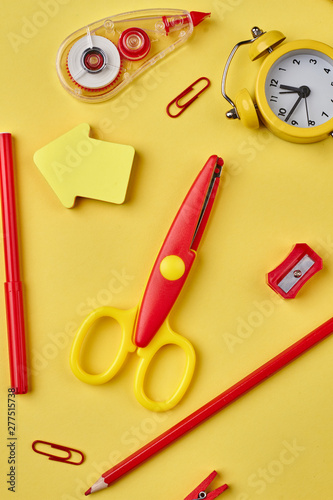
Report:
56,9,209,103
67,35,121,89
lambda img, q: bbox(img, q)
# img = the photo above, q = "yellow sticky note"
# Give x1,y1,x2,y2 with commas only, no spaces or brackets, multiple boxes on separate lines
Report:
34,123,135,207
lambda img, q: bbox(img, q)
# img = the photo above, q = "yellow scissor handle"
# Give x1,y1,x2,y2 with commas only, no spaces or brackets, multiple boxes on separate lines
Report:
134,319,196,412
70,306,138,385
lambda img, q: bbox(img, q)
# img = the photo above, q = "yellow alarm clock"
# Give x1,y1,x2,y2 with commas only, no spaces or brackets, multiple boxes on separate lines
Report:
222,27,333,143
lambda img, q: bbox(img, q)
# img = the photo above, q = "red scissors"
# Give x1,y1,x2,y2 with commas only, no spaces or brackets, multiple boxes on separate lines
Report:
70,156,223,411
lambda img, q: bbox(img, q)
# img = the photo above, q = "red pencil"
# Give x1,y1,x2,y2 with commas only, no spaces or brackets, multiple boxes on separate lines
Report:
0,133,28,394
85,317,333,495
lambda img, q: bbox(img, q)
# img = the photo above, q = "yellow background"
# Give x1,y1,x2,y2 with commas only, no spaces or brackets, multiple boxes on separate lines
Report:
1,1,333,499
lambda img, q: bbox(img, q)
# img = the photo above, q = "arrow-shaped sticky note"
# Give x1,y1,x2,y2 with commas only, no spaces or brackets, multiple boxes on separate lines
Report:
34,123,135,208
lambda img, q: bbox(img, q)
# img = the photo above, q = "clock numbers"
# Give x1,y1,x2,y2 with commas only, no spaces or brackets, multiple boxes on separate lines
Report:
293,59,300,65
270,78,278,87
270,95,278,102
322,111,329,118
278,107,287,117
309,58,317,64
324,68,331,74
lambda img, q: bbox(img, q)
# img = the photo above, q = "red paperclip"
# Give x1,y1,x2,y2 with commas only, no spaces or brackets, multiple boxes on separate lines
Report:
166,77,210,117
32,440,84,465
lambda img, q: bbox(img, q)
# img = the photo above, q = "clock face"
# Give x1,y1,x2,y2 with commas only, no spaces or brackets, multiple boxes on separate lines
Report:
265,49,333,128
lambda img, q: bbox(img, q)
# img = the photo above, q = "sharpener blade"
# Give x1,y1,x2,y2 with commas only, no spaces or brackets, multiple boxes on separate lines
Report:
278,255,315,293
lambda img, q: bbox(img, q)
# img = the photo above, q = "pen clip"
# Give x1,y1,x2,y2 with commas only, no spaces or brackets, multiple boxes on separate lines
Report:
166,77,211,117
32,440,84,465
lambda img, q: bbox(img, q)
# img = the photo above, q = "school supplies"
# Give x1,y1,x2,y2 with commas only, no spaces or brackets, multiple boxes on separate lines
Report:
166,77,211,118
0,133,28,394
267,243,323,298
70,155,223,412
221,27,333,142
32,440,84,465
184,471,228,500
34,124,135,208
85,317,333,496
56,9,210,102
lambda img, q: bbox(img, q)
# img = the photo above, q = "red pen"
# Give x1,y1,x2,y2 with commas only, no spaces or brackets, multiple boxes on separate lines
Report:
0,133,28,394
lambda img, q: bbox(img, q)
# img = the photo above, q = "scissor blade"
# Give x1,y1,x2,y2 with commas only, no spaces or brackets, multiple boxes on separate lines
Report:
134,155,223,348
190,158,223,250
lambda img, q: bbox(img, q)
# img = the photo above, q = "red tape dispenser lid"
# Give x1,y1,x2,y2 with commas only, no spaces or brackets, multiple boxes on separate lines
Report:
267,243,323,299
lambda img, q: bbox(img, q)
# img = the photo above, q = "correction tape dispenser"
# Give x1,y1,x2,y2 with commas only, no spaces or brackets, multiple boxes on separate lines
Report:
56,9,210,103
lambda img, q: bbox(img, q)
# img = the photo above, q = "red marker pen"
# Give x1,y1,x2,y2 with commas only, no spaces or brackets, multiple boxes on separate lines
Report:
0,133,28,394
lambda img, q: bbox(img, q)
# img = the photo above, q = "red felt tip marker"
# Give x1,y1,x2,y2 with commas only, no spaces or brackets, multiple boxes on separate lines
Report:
0,133,28,394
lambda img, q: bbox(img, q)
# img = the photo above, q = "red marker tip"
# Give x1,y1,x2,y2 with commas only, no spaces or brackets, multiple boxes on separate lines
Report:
190,11,211,26
85,488,91,496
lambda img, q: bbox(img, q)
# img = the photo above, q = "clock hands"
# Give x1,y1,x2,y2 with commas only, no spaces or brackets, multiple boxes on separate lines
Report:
279,84,305,94
284,94,303,122
279,84,310,97
279,84,311,123
304,96,310,124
